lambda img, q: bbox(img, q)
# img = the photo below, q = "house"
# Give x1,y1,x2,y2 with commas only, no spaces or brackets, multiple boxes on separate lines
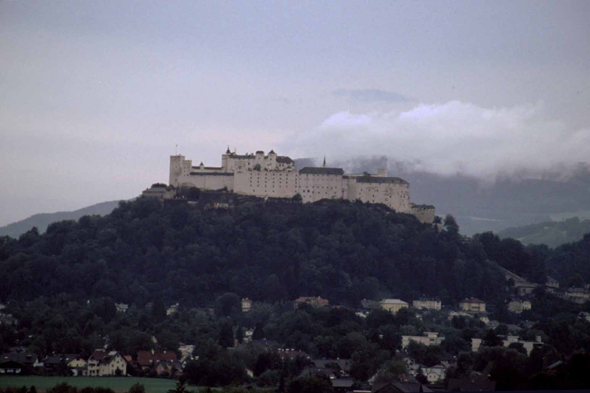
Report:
99,352,127,376
507,299,531,314
241,298,253,313
459,298,486,313
276,348,310,362
178,344,195,359
115,303,129,313
497,266,538,296
166,303,180,315
87,350,127,376
545,276,559,289
136,350,178,371
294,296,329,309
0,360,24,375
578,311,590,323
0,313,18,326
471,335,543,356
0,351,42,370
412,298,441,311
155,360,179,377
371,380,432,392
419,365,446,383
43,354,78,374
447,375,496,392
380,299,409,314
68,357,88,376
447,311,473,320
564,287,590,304
332,378,355,393
402,332,445,349
361,299,381,310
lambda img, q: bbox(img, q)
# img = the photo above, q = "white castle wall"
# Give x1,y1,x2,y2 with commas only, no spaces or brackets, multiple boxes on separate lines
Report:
168,150,435,223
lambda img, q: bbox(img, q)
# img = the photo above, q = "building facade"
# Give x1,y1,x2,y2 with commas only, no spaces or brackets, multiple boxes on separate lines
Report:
412,298,442,311
402,332,445,348
459,298,486,313
169,149,435,223
379,299,409,314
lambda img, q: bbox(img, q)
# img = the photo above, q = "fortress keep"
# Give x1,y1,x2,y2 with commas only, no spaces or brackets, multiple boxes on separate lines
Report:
169,148,435,223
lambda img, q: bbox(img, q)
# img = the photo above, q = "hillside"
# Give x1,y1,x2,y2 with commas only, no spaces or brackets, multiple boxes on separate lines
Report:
498,217,590,248
0,200,121,238
0,197,514,307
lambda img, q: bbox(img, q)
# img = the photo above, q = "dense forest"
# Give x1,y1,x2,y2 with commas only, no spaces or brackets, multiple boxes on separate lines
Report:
2,197,590,390
0,197,518,308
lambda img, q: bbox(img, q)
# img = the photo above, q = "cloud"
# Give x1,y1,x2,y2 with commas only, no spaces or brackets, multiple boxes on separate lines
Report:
332,88,411,103
287,101,590,180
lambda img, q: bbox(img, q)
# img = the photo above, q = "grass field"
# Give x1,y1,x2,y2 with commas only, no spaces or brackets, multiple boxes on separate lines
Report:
0,376,200,393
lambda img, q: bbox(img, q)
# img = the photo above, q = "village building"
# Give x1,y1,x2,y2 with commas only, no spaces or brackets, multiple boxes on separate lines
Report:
0,351,43,374
459,298,486,313
241,298,253,313
136,350,178,371
380,299,409,314
507,299,532,313
115,303,129,313
68,357,88,376
87,350,127,376
420,365,447,383
471,335,543,356
545,276,559,290
564,287,590,304
412,297,442,311
361,299,381,310
497,266,538,296
402,332,445,349
166,303,180,315
169,149,436,223
294,296,329,309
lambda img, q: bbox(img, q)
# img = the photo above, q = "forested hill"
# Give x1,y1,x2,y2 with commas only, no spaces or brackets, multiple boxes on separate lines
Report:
498,217,590,248
0,197,578,308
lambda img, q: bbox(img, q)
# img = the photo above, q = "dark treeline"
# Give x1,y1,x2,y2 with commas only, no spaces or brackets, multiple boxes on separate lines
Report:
0,198,512,308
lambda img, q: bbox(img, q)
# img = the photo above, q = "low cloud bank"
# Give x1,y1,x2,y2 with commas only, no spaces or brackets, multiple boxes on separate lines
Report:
287,101,590,180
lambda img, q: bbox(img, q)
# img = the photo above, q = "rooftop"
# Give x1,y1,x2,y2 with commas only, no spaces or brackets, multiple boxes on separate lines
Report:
300,167,345,175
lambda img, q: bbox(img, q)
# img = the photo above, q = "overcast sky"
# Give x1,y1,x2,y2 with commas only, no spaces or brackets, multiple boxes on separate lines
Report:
1,0,589,226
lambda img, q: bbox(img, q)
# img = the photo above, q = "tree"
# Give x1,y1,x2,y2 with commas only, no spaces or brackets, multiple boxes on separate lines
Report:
215,293,241,317
482,329,503,347
152,299,167,323
219,319,234,348
168,380,187,393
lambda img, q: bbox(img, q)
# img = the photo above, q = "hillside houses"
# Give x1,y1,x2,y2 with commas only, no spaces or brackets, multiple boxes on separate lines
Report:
379,299,409,314
459,298,486,313
402,332,445,349
87,350,127,376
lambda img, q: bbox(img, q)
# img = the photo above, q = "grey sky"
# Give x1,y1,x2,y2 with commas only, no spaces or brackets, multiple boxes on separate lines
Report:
1,0,589,226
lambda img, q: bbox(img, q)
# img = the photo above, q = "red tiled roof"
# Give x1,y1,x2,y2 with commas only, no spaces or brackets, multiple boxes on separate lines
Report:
90,350,107,361
136,351,177,367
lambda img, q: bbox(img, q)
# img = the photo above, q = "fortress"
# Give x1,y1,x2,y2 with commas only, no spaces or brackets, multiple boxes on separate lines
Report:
169,148,435,223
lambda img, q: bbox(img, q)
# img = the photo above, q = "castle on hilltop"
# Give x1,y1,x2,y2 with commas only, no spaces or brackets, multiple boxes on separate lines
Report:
169,148,435,223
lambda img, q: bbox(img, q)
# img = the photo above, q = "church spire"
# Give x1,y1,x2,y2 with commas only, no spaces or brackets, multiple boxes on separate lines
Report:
226,145,231,154
322,156,326,168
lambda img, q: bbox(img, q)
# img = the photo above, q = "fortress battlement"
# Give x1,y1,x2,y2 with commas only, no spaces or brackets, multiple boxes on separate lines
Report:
169,149,435,223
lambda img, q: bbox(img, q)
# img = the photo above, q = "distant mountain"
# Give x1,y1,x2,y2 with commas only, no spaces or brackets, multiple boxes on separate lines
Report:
498,217,590,248
0,200,122,238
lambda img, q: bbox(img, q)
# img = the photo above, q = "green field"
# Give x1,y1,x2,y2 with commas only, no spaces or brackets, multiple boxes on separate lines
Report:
0,377,200,393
